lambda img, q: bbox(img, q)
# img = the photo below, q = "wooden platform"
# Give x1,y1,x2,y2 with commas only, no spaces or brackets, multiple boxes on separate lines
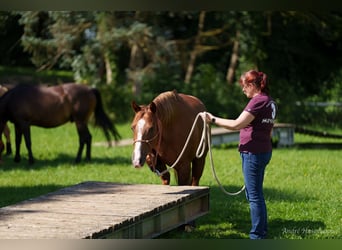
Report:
0,181,209,239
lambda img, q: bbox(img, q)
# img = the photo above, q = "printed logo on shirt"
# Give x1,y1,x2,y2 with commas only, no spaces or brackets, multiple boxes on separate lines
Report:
271,102,276,119
262,118,275,124
262,101,277,124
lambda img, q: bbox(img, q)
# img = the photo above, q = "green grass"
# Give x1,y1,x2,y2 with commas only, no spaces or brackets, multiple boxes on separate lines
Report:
0,122,341,239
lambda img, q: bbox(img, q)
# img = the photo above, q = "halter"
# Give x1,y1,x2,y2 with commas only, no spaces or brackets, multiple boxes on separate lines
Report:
133,131,159,146
132,118,162,172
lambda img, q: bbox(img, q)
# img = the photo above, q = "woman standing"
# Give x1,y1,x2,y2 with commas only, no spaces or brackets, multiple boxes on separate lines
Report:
202,70,277,239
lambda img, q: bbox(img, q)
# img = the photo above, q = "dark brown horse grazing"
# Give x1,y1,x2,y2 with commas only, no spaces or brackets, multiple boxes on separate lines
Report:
131,90,208,186
0,83,121,164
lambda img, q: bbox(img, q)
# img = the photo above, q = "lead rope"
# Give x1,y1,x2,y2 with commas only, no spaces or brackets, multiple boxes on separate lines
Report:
156,112,245,196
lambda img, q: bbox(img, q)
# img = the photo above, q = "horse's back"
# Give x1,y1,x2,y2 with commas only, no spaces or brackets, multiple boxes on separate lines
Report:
60,83,97,121
160,91,206,126
176,93,206,135
1,84,72,127
178,93,206,114
1,83,96,127
154,91,205,120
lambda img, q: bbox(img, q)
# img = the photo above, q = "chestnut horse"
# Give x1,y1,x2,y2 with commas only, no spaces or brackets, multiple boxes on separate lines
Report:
131,90,208,186
0,83,121,164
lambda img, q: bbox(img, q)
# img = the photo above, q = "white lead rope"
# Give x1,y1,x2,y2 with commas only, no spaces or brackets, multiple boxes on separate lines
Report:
154,113,206,176
155,112,245,196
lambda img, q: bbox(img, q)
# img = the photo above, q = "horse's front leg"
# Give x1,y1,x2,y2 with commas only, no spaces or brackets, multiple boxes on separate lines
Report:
174,162,192,185
191,156,206,186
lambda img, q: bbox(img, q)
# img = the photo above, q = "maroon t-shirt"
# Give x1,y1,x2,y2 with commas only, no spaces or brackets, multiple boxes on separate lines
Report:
239,93,277,153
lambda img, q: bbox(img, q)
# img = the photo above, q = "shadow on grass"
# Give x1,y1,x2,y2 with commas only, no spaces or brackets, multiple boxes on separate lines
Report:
0,184,65,208
294,142,342,150
0,153,131,171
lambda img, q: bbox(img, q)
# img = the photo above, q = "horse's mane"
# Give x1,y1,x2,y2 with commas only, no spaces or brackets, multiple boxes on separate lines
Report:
153,90,181,125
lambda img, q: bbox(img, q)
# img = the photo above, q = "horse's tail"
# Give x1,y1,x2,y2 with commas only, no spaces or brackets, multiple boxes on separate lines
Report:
91,88,121,146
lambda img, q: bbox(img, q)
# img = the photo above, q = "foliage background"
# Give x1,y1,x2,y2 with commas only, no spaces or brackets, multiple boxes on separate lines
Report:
0,11,341,240
0,11,341,126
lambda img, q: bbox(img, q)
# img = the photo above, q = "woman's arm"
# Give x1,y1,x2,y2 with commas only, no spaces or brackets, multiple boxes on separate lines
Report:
204,111,255,131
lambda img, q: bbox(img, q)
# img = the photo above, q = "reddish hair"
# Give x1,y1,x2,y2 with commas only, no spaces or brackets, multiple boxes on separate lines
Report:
239,70,269,95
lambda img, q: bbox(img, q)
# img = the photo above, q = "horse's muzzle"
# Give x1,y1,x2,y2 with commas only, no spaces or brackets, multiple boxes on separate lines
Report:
132,154,145,168
132,141,150,168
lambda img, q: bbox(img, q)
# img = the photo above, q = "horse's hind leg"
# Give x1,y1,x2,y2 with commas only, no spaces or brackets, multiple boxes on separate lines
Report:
21,124,34,164
14,125,22,163
75,122,92,163
75,142,84,163
14,124,34,164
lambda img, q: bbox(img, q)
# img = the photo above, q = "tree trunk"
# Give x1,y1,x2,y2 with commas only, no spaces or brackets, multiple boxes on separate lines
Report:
184,11,206,84
104,51,112,85
130,43,144,97
226,30,240,84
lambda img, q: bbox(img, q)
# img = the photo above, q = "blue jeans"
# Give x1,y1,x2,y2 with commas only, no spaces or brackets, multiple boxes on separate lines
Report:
240,151,272,239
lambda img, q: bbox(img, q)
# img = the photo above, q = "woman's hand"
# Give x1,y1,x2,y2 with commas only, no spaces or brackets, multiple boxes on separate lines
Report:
200,112,215,124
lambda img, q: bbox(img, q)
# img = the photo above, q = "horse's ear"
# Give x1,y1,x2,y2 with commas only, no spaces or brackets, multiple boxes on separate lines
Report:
131,101,141,113
149,102,157,113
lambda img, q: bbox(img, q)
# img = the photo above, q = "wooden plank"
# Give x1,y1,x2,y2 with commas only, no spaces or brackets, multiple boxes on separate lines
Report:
0,181,209,239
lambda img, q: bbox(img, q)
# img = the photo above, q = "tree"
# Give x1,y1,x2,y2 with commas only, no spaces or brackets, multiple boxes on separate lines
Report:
12,11,342,125
0,11,31,66
19,11,91,71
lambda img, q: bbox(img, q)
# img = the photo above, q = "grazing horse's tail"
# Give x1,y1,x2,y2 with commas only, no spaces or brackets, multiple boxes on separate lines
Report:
91,88,121,146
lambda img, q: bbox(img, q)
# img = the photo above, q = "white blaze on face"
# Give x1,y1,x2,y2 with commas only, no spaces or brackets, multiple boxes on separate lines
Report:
132,118,146,167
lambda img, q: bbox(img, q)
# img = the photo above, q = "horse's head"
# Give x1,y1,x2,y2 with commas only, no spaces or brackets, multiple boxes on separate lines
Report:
131,101,160,168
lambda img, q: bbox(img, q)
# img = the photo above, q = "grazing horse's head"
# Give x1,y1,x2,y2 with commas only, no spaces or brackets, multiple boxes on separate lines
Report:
131,101,160,168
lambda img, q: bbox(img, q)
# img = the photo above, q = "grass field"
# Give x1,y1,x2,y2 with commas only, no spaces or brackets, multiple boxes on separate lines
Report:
0,121,341,239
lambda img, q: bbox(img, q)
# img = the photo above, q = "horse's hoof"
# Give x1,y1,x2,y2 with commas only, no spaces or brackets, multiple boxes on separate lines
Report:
14,157,21,163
